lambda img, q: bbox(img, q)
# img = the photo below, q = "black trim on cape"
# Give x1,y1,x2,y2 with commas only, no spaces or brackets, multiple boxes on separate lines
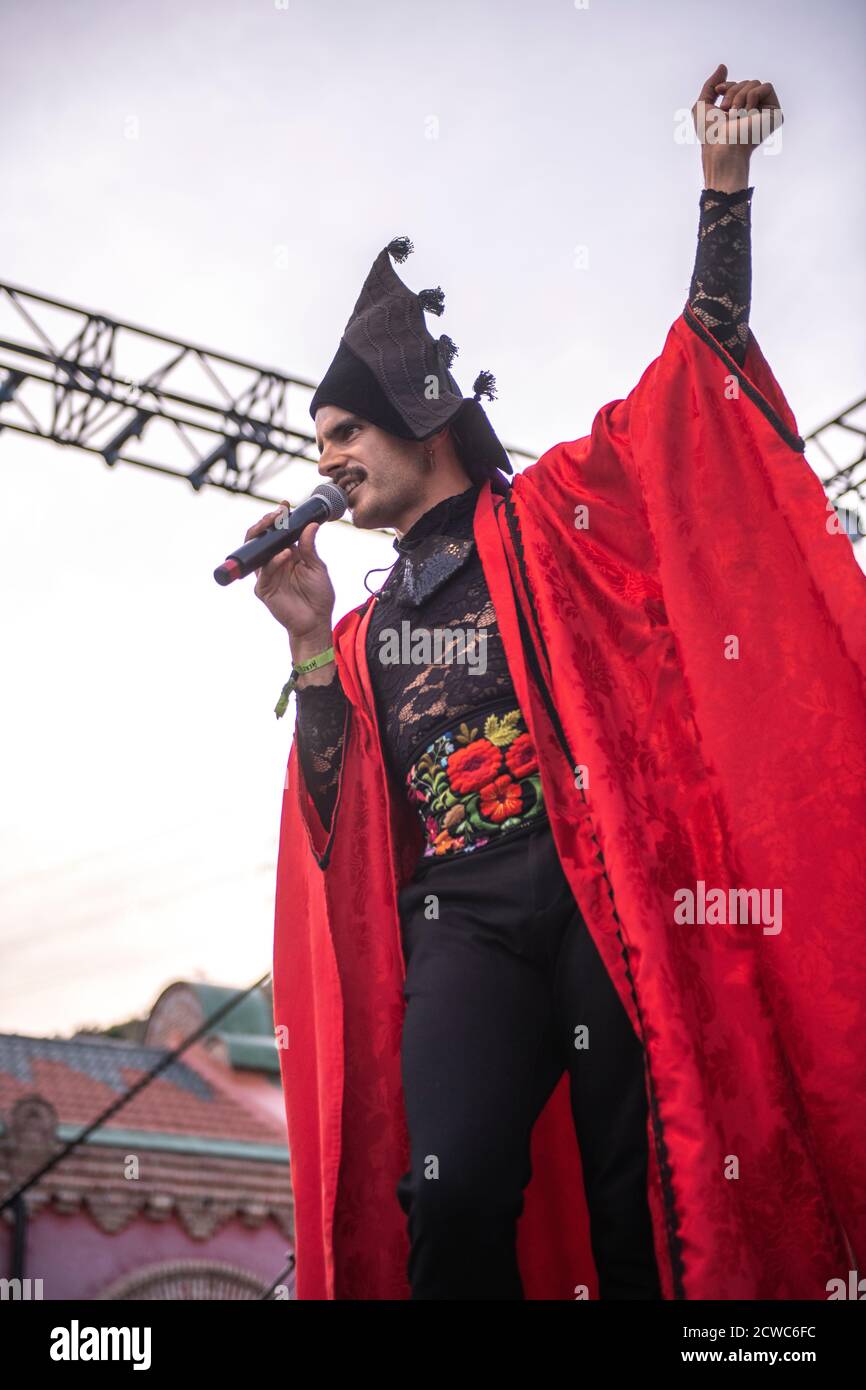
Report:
499,487,687,1301
682,301,805,454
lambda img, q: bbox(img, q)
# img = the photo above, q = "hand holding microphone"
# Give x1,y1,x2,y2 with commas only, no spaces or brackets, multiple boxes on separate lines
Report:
219,483,346,666
213,480,347,585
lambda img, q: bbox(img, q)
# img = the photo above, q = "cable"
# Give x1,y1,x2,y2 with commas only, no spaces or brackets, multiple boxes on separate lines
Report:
0,970,273,1214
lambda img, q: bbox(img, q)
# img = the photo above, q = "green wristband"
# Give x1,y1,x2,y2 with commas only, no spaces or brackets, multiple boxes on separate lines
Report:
274,645,335,719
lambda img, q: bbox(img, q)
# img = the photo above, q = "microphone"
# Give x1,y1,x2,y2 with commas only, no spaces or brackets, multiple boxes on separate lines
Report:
213,481,348,586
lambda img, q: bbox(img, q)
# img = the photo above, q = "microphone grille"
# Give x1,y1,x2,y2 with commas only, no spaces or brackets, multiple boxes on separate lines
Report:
312,480,349,520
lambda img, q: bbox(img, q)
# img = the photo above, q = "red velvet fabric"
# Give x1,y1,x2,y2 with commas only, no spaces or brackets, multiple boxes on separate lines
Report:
272,305,866,1299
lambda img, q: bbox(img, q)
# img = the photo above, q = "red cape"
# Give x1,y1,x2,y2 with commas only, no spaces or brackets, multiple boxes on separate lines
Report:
272,304,866,1299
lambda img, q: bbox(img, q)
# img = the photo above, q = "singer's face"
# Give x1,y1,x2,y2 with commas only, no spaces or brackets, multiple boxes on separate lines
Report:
314,405,434,533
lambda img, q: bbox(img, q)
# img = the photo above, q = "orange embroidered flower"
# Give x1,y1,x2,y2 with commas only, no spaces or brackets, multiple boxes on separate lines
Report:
433,829,463,855
479,775,523,823
446,738,502,794
505,733,537,779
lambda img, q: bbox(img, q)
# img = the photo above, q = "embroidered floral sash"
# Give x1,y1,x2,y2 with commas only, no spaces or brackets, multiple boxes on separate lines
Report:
405,704,547,858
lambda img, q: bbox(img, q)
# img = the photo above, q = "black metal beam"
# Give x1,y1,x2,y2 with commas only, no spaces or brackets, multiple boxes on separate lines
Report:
0,281,537,527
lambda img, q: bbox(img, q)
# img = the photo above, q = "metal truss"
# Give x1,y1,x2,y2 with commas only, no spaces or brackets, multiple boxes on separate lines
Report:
0,281,536,529
803,395,866,544
1,279,863,544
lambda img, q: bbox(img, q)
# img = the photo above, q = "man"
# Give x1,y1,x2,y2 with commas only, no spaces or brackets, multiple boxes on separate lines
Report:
254,67,866,1299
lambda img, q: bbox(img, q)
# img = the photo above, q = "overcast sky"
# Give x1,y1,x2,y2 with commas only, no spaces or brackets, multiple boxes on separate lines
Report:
2,0,863,1036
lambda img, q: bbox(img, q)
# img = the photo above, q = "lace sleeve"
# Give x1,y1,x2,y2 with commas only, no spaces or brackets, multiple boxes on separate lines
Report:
688,185,754,366
294,673,349,832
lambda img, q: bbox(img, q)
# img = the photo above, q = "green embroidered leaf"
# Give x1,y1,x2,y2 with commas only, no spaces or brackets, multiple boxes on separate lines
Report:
466,801,497,833
526,774,543,803
454,722,479,746
484,711,521,747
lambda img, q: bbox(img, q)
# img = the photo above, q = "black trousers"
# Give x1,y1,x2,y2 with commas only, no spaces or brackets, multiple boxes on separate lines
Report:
395,820,662,1300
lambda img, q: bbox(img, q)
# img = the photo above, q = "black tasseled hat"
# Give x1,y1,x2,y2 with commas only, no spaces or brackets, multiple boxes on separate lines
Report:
308,235,513,483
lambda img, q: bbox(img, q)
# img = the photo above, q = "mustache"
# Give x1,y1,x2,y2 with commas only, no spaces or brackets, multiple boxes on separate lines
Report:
335,469,365,490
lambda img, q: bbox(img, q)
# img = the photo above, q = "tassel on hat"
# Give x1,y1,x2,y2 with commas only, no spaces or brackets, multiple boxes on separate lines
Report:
417,286,445,316
472,370,497,403
438,334,459,369
386,235,414,263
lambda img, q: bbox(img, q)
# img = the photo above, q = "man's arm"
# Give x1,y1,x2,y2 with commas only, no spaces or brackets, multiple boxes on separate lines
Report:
291,623,347,832
685,65,782,366
688,185,753,366
244,503,347,831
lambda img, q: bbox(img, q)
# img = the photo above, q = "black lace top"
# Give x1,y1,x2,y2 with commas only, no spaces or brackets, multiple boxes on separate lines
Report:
688,185,754,358
295,186,754,831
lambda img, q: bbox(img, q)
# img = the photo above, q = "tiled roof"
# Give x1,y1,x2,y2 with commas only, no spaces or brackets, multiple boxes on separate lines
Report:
0,1034,286,1147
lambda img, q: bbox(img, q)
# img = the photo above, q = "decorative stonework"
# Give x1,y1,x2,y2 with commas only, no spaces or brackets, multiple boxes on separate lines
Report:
96,1258,273,1301
1,1109,291,1238
174,1196,236,1240
3,1096,58,1181
84,1189,145,1235
144,986,203,1050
